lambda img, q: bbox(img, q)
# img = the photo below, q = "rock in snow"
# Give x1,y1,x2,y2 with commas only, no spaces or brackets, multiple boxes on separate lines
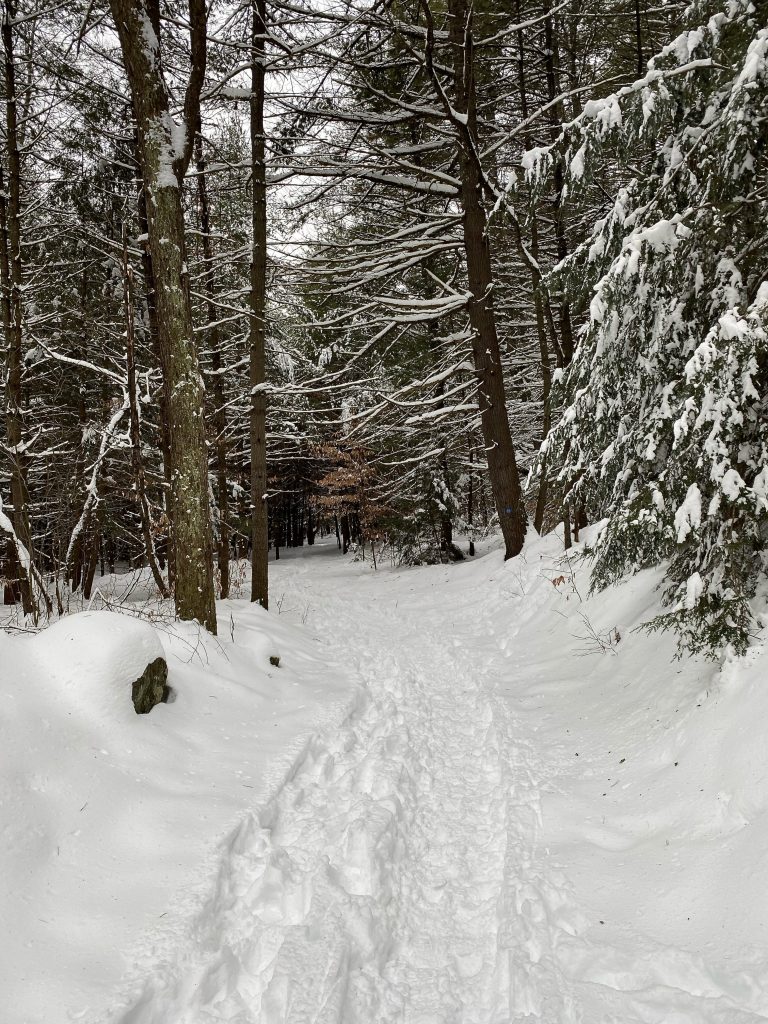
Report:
132,657,169,714
29,611,167,721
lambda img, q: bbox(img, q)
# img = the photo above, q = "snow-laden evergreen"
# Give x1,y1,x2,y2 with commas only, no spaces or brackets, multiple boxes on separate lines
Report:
527,0,768,653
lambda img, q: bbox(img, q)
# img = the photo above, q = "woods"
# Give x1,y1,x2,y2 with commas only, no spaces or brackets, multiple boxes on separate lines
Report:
4,4,768,1018
0,0,765,653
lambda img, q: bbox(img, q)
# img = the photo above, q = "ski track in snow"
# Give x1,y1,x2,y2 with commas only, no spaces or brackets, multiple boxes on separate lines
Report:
112,559,768,1024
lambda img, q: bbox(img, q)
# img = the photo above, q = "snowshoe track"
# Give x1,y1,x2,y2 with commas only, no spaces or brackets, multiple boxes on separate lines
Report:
110,565,766,1024
112,602,575,1023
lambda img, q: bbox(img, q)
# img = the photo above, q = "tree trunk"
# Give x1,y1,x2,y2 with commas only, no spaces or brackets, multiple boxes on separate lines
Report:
123,229,169,599
195,129,230,599
3,541,19,604
634,0,645,77
109,0,216,633
69,385,88,593
440,513,464,562
341,514,350,555
467,444,475,555
543,0,575,366
0,2,47,617
444,0,527,559
137,164,175,592
82,515,101,601
249,0,269,608
513,2,554,533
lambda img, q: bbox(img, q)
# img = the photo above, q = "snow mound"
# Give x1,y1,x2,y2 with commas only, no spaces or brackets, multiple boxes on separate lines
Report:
0,596,354,1024
29,610,166,723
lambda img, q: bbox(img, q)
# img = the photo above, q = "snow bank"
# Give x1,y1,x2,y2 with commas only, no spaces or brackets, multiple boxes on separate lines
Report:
498,529,768,1019
29,610,165,722
0,597,354,1024
5,533,768,1023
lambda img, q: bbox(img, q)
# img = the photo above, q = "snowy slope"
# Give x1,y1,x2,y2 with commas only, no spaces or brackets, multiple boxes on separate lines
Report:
4,532,768,1023
1,589,354,1024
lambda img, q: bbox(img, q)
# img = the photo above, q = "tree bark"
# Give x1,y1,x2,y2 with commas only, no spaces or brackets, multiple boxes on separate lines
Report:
195,129,230,598
513,0,554,532
136,159,175,591
249,0,269,608
109,0,216,632
543,0,575,365
437,0,527,559
0,2,47,617
123,229,169,598
635,0,645,78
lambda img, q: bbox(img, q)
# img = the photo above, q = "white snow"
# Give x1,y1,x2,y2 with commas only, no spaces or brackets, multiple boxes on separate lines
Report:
684,570,704,609
0,588,352,1024
674,482,702,542
720,467,745,501
569,144,587,179
4,533,768,1023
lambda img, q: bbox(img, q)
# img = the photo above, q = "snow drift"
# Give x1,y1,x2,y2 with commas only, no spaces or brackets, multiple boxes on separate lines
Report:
0,596,353,1024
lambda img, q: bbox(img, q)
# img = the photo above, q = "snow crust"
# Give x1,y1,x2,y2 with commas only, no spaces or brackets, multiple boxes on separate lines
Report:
4,534,768,1023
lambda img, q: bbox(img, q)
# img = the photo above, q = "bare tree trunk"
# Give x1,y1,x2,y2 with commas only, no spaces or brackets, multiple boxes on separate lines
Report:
123,229,169,599
69,385,88,593
467,444,475,556
137,167,175,592
512,0,554,533
82,515,100,601
249,0,269,608
543,0,575,366
195,129,230,598
109,0,216,632
0,2,47,617
635,0,645,77
3,541,20,604
425,0,527,559
341,514,350,554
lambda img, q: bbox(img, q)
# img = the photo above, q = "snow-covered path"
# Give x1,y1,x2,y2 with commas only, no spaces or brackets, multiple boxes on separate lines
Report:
109,540,768,1024
112,550,566,1023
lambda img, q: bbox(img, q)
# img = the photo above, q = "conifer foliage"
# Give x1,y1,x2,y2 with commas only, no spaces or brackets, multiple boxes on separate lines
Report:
531,0,768,653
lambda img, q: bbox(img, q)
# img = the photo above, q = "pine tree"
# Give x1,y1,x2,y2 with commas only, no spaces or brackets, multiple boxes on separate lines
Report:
530,0,768,653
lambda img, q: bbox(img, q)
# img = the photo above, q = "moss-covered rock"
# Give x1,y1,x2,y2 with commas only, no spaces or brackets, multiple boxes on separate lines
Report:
131,657,168,714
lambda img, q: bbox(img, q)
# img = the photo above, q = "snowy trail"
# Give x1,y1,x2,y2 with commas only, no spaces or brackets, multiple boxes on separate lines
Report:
232,561,577,1023
112,562,563,1023
110,548,768,1024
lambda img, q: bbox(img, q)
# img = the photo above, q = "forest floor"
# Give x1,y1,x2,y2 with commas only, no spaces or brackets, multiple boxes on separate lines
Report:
4,531,768,1023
